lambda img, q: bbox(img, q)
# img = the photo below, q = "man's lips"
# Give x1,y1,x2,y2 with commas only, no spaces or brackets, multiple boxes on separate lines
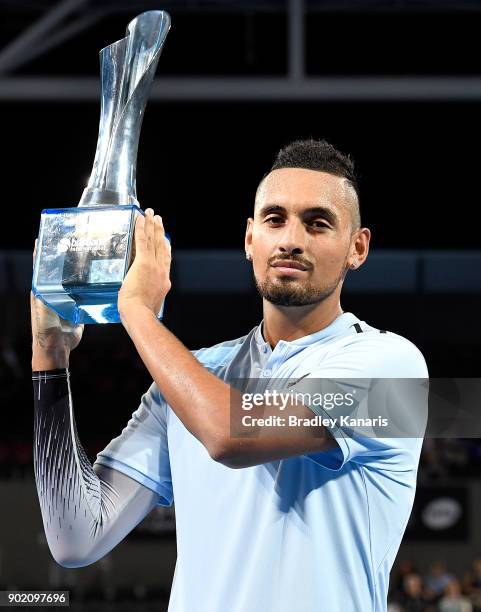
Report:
271,260,309,272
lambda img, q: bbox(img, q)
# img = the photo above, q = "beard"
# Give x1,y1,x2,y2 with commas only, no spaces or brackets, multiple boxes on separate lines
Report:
254,264,348,307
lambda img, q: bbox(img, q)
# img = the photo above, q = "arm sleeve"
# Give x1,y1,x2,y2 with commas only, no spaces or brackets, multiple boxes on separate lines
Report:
33,369,163,569
295,336,429,471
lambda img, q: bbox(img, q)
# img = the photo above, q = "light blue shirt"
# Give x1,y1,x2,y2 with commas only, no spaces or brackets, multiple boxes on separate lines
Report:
95,311,429,612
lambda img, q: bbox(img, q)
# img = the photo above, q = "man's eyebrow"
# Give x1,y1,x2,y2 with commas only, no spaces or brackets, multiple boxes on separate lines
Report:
257,204,286,217
258,204,338,226
303,206,338,226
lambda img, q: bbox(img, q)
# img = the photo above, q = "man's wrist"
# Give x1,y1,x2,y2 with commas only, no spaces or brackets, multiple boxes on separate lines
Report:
119,300,158,327
32,348,70,371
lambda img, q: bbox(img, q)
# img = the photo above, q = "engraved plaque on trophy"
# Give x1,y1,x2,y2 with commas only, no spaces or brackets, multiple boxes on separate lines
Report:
32,11,171,324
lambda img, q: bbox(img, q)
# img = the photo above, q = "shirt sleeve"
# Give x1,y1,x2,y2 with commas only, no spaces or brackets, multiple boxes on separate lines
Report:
94,381,173,506
295,334,429,472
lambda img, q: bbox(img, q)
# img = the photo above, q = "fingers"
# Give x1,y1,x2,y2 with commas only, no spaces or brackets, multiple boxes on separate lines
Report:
154,214,170,265
145,208,155,252
135,208,156,258
136,208,170,267
134,213,147,256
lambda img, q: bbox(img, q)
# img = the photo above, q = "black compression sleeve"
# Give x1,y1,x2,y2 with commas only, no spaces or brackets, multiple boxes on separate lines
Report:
32,368,159,567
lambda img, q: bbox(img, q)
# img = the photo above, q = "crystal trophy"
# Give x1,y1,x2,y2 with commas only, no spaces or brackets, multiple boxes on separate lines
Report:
32,10,171,324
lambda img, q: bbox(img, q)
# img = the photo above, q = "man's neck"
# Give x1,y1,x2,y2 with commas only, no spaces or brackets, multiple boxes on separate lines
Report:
262,299,344,348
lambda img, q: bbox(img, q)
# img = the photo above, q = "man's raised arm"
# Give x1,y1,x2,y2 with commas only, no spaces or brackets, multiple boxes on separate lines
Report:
30,253,159,567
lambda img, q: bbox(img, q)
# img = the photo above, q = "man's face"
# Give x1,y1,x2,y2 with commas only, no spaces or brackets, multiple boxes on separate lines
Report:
245,168,359,307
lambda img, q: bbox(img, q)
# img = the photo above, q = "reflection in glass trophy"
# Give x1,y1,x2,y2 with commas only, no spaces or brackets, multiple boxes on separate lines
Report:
32,11,171,324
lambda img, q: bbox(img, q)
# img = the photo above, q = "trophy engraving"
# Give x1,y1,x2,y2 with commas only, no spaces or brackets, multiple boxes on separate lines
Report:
32,10,171,324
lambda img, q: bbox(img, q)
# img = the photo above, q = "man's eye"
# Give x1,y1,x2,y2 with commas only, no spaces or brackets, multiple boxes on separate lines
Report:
265,216,284,224
310,220,329,229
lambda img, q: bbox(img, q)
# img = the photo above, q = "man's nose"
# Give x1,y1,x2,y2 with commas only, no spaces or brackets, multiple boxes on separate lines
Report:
276,219,305,255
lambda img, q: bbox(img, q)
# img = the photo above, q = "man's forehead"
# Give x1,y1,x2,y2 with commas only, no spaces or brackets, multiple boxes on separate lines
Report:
255,167,351,213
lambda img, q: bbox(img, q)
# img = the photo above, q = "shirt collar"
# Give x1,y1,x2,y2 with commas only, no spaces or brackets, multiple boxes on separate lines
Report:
254,312,361,349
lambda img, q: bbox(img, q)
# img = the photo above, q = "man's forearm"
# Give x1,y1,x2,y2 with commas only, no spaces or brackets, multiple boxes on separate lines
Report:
120,304,232,457
32,348,69,371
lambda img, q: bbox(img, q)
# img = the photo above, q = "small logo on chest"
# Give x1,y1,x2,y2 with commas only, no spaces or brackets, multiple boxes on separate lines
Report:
286,373,311,387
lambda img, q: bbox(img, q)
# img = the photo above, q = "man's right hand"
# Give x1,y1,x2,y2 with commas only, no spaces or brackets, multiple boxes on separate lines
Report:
31,239,84,371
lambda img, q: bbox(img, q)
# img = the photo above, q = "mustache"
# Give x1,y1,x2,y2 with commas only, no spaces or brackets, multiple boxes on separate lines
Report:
268,254,313,270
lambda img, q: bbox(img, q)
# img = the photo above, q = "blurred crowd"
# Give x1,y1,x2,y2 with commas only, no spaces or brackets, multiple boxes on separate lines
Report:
389,560,481,612
419,439,481,482
0,535,171,612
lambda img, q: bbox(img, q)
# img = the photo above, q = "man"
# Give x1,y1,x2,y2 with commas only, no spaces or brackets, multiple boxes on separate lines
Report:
31,139,428,612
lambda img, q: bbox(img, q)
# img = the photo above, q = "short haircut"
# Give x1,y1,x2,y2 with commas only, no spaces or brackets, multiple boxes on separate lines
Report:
260,138,361,229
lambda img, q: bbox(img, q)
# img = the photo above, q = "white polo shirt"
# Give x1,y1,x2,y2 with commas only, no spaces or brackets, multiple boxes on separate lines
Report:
95,311,428,612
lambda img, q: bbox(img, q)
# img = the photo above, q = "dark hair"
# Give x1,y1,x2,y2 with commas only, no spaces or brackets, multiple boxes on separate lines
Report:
266,138,361,228
271,138,358,194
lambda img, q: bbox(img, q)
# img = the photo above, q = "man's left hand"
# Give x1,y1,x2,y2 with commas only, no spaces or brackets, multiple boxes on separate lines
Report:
118,208,171,319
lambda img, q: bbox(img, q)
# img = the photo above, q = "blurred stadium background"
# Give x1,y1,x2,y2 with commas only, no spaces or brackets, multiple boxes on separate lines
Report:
1,1,481,610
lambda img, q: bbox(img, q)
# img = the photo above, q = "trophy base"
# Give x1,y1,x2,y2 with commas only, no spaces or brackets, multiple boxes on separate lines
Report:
32,205,165,325
32,283,123,324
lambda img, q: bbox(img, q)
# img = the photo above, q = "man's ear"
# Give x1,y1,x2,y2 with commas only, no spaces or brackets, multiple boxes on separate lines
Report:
245,217,254,258
348,227,371,270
